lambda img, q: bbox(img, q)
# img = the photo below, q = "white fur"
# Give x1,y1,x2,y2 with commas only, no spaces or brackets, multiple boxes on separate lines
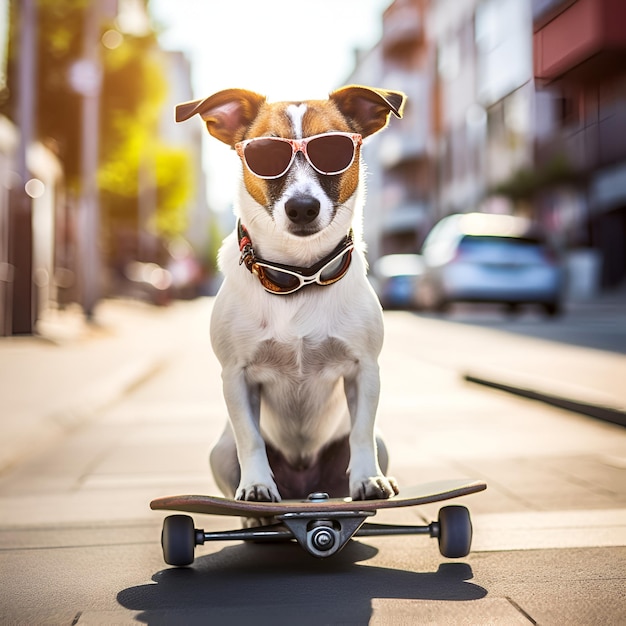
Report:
287,103,306,139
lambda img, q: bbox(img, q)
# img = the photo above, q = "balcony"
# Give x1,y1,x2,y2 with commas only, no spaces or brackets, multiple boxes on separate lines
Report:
378,126,429,170
382,2,423,57
534,0,626,84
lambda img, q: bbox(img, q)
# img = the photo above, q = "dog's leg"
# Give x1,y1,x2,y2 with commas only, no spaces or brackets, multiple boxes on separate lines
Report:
344,362,399,500
375,431,390,475
209,424,240,498
210,427,277,529
221,366,280,501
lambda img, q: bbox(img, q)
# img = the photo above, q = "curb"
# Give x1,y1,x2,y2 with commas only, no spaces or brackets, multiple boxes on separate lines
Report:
464,372,626,428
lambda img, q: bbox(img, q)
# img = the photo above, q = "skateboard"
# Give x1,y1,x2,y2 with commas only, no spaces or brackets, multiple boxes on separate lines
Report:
151,479,486,566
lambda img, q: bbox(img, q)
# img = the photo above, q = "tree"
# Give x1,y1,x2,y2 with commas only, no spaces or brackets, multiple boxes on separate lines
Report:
97,25,193,260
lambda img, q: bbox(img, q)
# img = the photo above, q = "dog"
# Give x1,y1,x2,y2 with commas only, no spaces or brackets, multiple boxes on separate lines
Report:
176,85,406,502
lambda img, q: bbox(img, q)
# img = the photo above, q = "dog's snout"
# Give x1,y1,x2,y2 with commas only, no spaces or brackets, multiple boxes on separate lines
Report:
285,196,320,225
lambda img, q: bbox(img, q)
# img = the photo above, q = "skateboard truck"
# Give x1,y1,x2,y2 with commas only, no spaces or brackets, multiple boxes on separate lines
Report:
193,493,376,558
277,493,374,557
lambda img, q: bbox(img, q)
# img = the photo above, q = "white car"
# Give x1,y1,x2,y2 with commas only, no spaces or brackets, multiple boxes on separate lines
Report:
418,213,564,316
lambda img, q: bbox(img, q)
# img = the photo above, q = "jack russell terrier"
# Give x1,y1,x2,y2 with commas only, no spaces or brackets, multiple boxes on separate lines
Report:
176,85,406,503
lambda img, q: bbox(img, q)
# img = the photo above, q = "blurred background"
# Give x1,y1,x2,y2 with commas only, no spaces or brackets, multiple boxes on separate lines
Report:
1,0,625,335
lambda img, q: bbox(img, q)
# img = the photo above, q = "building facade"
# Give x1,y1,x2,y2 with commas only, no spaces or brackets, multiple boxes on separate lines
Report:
532,0,626,288
346,0,626,292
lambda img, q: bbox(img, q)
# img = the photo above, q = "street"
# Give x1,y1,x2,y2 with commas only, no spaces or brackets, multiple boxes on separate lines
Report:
0,297,625,624
427,294,626,354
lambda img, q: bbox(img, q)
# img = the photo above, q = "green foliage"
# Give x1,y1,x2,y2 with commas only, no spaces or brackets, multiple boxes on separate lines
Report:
99,136,193,235
98,33,193,244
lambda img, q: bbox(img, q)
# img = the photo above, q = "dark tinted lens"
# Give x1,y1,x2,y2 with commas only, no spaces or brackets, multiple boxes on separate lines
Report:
244,139,293,177
319,249,352,283
307,135,355,174
262,266,302,291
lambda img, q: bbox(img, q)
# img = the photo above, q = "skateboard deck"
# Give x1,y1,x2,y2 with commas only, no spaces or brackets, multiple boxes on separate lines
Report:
150,478,486,517
152,479,486,565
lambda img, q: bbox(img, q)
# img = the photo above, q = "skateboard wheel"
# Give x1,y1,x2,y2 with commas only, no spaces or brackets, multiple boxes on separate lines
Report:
437,505,472,558
162,515,195,566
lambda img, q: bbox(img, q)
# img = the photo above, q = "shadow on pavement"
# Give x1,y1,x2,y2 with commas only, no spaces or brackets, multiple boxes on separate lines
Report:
117,541,486,624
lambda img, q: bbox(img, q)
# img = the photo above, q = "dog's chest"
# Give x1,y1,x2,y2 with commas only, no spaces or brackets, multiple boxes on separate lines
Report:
246,336,356,384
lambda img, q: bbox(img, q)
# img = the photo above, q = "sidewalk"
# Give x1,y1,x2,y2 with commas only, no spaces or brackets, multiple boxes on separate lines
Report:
1,292,624,475
0,298,204,473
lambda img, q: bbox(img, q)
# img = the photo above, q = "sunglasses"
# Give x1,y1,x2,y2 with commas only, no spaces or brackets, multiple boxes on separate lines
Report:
250,241,354,294
235,132,362,179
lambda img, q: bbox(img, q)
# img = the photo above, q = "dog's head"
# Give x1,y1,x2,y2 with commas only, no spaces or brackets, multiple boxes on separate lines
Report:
177,86,405,243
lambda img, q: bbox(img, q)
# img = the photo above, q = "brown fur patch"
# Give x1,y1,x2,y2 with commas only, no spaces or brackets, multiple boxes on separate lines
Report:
242,169,270,207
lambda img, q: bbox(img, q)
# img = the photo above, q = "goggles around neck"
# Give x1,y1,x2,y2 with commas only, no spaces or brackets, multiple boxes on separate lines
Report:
235,132,362,179
238,221,354,295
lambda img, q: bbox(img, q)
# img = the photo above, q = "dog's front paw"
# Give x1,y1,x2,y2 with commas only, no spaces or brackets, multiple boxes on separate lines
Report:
351,475,399,500
235,482,281,502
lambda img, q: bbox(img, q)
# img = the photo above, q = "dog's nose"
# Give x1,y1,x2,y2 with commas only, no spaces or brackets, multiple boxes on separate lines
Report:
285,196,320,225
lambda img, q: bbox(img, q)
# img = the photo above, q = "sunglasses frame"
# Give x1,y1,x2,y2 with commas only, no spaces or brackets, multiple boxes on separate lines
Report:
235,132,362,179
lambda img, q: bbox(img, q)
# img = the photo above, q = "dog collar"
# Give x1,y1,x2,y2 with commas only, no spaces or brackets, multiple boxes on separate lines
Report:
237,220,354,295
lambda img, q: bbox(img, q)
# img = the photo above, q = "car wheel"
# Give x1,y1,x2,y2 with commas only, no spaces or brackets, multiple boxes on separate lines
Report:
543,301,561,317
433,297,450,314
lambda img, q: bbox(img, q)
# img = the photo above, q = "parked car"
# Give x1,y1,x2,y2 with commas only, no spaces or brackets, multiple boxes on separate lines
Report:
417,213,564,316
373,254,424,310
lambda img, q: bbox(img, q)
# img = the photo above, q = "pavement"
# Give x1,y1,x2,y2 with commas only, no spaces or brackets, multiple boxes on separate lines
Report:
0,299,201,473
0,292,625,624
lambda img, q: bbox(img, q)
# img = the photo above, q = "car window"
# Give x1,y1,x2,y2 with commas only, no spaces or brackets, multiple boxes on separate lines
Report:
458,236,547,264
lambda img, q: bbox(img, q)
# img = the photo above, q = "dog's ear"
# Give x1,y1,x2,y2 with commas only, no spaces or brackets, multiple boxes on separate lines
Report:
176,89,266,146
329,85,406,138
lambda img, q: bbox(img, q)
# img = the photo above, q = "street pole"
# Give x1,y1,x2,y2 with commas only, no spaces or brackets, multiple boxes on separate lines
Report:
10,0,37,334
78,3,102,321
